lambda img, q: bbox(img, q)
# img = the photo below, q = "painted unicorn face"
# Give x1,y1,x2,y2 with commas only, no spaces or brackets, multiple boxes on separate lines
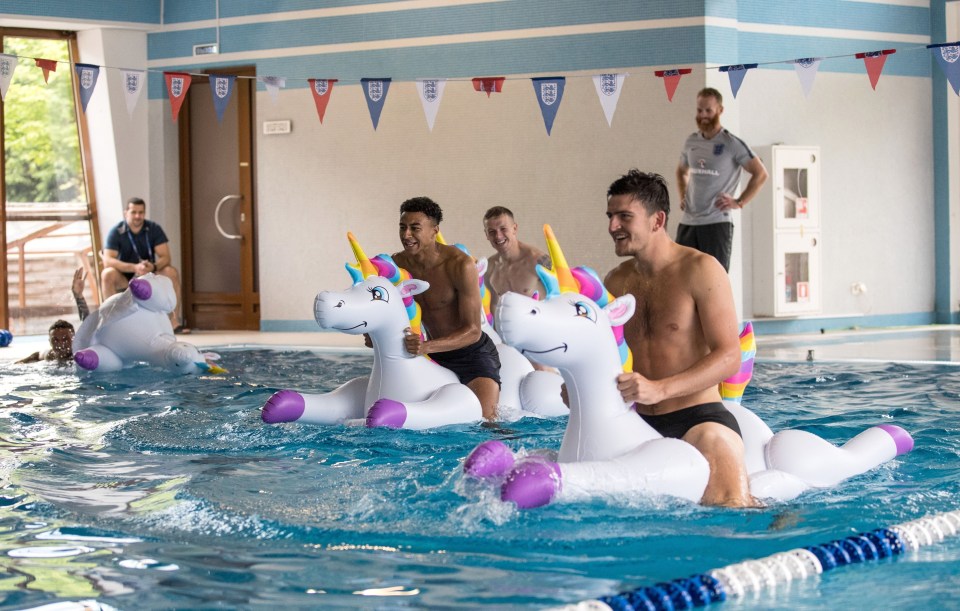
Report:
314,277,426,334
495,224,635,371
314,232,428,335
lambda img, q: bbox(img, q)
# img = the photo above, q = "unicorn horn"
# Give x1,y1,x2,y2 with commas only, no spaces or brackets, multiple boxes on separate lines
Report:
543,224,578,294
347,232,378,279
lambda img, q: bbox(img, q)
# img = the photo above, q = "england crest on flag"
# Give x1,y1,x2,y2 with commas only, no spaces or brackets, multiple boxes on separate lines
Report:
600,73,618,96
941,45,960,63
540,82,558,106
368,80,383,102
215,77,229,99
416,79,446,131
531,77,565,135
80,68,94,89
125,72,140,94
422,80,439,103
593,73,625,126
314,79,329,96
171,77,183,98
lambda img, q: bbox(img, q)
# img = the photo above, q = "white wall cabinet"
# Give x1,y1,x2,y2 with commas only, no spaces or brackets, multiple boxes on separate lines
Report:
753,146,822,317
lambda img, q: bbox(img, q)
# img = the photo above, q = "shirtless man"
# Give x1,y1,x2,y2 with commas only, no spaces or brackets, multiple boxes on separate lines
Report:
393,197,501,421
603,169,758,507
482,206,550,311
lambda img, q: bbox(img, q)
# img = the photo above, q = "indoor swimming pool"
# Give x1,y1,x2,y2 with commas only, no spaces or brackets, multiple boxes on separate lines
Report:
0,348,958,609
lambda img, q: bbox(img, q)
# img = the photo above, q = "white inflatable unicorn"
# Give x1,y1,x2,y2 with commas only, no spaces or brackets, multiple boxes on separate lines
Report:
261,233,484,429
463,226,914,507
440,233,566,419
72,273,224,375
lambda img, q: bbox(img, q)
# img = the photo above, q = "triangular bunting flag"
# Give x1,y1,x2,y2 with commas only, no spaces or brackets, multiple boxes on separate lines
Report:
792,57,821,97
654,68,691,102
416,79,446,131
361,78,391,130
719,64,758,98
855,49,896,90
164,72,192,122
74,63,100,113
258,76,286,103
531,76,565,135
120,69,145,117
209,74,236,122
472,77,505,97
0,54,18,101
34,58,57,83
592,73,626,125
307,78,337,123
928,42,960,95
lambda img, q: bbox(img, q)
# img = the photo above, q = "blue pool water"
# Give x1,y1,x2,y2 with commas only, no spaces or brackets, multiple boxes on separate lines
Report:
0,350,958,609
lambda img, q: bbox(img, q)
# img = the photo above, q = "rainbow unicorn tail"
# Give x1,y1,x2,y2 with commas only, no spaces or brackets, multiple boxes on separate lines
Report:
721,321,756,403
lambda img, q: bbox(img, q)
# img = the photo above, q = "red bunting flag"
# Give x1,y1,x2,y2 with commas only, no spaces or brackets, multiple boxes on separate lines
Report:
472,77,505,97
855,49,896,90
164,72,192,122
307,79,337,123
34,58,57,83
654,68,692,102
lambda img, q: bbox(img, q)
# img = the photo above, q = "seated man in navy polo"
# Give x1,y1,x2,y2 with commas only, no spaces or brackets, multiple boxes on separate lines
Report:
102,197,188,333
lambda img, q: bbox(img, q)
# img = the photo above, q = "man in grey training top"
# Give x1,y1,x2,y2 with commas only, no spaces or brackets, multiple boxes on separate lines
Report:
675,87,768,272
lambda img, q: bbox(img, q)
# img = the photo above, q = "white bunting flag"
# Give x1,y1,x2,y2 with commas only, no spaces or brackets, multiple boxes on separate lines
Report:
793,58,822,98
592,73,626,127
120,69,145,117
416,78,446,131
258,76,286,103
0,54,18,101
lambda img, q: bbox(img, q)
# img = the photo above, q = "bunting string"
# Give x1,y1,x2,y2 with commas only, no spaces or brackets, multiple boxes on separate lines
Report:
0,40,955,134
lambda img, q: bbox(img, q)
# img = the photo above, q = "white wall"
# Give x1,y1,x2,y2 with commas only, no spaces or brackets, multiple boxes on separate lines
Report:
75,28,150,242
254,70,695,324
739,69,934,319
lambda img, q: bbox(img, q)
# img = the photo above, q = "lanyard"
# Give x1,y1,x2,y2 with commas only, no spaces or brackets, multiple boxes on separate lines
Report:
125,223,153,261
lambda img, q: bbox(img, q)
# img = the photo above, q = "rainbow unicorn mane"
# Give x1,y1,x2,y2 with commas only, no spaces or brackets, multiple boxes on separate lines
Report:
536,225,633,373
344,232,423,338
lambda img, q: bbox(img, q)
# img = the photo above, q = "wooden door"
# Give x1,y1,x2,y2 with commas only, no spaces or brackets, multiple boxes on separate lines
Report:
179,67,259,330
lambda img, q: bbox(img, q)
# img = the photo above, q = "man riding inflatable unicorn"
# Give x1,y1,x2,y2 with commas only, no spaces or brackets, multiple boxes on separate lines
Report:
464,221,913,507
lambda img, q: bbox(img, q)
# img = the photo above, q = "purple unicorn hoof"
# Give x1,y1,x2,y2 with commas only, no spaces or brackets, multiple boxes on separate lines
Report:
464,440,515,478
366,398,407,428
878,424,915,456
74,349,99,371
128,278,152,300
501,459,561,509
262,390,305,423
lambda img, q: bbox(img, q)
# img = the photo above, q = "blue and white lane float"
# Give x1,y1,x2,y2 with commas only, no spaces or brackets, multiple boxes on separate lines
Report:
550,510,960,610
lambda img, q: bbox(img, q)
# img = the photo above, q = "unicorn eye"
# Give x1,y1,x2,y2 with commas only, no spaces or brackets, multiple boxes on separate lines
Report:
573,301,596,322
368,286,389,302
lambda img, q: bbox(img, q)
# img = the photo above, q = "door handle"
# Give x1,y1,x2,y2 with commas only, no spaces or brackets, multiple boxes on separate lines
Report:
214,194,243,240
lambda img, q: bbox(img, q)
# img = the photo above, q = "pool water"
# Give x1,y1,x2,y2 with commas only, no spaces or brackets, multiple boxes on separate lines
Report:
0,350,958,609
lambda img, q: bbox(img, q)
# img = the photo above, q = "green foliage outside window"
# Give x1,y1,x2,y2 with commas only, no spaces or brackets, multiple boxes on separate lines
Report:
3,37,83,204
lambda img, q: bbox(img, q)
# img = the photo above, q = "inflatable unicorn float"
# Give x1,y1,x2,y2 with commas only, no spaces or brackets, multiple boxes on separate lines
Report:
463,225,914,507
260,232,565,429
73,273,224,375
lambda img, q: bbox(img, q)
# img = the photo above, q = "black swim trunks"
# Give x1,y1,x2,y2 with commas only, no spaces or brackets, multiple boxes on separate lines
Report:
430,333,501,388
638,401,742,439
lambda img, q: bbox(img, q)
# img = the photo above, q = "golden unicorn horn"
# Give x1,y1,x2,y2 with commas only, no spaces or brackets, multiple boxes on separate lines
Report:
347,232,378,279
543,224,578,294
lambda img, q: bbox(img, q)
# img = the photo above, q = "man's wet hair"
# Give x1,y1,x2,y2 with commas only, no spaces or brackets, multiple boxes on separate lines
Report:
49,319,75,334
400,197,443,225
607,169,671,222
483,206,515,221
697,87,723,106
